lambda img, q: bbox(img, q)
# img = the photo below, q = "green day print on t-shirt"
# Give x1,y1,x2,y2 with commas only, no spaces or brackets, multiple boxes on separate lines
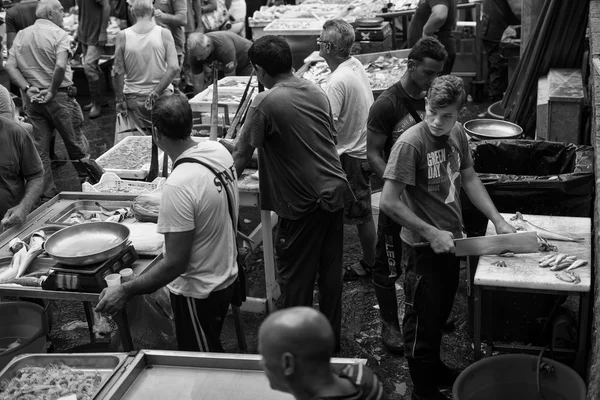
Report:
425,139,462,204
391,111,426,144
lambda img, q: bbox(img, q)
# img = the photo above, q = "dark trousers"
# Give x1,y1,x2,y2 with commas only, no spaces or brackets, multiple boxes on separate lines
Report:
169,284,235,352
401,243,460,395
275,208,343,347
372,211,403,288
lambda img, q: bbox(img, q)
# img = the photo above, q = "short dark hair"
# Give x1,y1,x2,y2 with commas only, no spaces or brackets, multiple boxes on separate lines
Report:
152,94,193,140
248,35,293,77
427,75,466,110
408,37,447,63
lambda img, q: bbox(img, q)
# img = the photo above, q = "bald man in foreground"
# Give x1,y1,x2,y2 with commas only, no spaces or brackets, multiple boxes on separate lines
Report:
258,307,387,400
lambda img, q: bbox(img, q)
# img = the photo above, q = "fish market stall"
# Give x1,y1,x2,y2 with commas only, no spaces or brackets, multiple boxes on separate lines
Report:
0,350,366,400
472,213,591,376
297,49,411,97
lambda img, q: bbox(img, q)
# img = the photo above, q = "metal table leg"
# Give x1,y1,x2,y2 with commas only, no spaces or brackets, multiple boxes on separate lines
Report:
473,285,482,360
486,290,494,357
113,309,134,351
82,302,95,342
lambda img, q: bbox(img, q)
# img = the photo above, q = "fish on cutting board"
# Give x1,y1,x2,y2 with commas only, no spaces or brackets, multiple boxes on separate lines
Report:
510,212,584,242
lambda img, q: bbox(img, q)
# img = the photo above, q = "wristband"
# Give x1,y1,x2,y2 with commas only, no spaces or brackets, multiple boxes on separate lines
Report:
24,84,32,92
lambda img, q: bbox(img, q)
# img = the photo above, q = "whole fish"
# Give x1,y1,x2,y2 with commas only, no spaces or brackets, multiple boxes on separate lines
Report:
16,231,45,278
510,212,584,242
1,276,46,287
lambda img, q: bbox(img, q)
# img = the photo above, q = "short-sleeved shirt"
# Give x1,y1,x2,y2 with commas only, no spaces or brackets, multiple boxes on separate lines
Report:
157,141,239,299
9,19,74,88
154,0,187,55
239,78,351,220
407,0,457,52
78,0,108,45
325,57,374,159
189,31,252,75
0,117,44,219
0,85,16,120
383,121,473,245
317,364,386,400
367,81,425,161
5,0,37,36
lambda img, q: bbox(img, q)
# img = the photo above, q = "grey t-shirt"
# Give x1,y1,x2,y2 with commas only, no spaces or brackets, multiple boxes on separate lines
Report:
383,121,473,244
239,78,351,220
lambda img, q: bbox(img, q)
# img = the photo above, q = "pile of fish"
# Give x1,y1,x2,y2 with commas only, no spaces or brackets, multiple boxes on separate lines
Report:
0,231,48,287
538,253,587,271
302,55,408,91
66,206,132,225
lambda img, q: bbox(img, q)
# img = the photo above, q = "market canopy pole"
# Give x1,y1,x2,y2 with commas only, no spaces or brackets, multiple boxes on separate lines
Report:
210,63,219,141
520,0,544,58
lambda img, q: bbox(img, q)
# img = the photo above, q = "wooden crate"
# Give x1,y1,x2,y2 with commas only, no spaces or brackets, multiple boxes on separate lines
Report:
536,69,584,143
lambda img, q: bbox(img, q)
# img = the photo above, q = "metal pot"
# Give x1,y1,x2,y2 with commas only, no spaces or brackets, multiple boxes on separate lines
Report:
464,119,523,140
44,222,130,266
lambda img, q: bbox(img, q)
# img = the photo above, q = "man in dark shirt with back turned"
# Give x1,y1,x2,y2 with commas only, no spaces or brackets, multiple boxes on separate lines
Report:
233,35,351,350
78,0,110,118
6,0,38,50
367,37,446,356
407,0,457,75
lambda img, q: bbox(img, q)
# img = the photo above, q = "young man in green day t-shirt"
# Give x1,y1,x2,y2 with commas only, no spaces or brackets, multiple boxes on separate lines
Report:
380,75,515,400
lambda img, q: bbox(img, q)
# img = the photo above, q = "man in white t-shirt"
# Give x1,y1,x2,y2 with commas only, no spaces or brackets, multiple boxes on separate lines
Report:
96,94,239,352
319,20,376,282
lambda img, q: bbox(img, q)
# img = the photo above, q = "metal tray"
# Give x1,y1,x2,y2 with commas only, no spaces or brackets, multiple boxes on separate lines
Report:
46,200,133,226
103,350,366,400
22,225,64,244
0,353,128,400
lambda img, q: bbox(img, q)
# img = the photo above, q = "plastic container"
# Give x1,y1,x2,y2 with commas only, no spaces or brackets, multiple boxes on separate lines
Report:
0,302,48,371
487,100,505,120
453,354,586,400
105,274,121,287
82,172,166,194
120,268,134,282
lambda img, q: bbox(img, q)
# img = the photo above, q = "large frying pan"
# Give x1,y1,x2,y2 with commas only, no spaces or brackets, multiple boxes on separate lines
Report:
45,222,130,266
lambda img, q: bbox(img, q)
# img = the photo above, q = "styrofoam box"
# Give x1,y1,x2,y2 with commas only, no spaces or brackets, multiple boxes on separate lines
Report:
219,76,259,90
82,172,166,194
188,87,255,115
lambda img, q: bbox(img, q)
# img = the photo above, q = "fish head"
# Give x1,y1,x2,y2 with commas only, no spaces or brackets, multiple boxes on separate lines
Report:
510,212,524,221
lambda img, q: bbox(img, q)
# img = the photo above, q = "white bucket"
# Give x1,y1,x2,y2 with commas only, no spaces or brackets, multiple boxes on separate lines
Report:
371,190,381,227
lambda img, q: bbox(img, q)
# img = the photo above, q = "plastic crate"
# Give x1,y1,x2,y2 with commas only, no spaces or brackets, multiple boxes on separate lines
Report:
82,172,166,194
96,136,157,179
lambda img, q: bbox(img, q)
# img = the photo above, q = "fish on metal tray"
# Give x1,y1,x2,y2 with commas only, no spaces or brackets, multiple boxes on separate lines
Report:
0,275,47,287
510,212,584,242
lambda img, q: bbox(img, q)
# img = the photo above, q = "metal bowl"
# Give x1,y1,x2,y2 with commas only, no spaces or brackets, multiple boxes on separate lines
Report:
44,222,130,266
463,119,523,140
355,17,384,27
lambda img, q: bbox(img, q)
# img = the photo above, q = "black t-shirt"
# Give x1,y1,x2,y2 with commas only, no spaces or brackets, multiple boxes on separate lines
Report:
407,0,457,52
189,31,252,75
5,1,37,34
367,81,426,161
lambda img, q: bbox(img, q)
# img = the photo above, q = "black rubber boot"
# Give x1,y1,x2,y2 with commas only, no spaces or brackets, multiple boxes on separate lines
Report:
88,79,103,119
408,359,451,400
373,282,404,355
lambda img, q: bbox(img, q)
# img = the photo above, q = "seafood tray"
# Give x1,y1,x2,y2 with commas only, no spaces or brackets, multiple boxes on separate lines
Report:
263,18,323,35
82,172,166,194
218,76,258,89
102,350,365,400
297,49,411,95
46,200,134,226
189,87,254,115
0,353,128,400
96,136,168,180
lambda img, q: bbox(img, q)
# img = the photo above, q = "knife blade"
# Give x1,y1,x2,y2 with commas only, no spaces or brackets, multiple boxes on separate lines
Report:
413,231,539,256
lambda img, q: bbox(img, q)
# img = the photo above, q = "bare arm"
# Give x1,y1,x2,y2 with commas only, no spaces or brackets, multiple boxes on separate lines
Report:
201,0,218,14
366,130,388,179
422,4,448,37
461,166,515,234
192,0,203,31
95,230,193,314
233,137,255,177
0,175,44,231
6,33,16,50
155,5,187,27
153,29,180,95
380,179,455,253
98,0,111,45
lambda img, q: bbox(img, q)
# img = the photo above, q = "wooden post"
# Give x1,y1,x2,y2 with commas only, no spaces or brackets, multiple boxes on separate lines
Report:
520,0,545,57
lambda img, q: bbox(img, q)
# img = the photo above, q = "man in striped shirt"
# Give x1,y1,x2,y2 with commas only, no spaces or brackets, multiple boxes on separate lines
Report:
259,307,386,400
